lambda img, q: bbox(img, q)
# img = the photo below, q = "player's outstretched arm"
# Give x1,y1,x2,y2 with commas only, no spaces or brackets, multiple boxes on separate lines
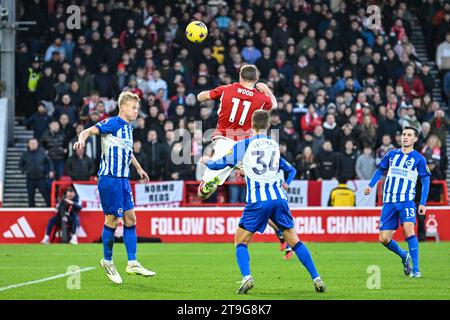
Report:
131,154,149,183
256,83,277,109
197,90,212,102
73,126,99,150
364,167,386,195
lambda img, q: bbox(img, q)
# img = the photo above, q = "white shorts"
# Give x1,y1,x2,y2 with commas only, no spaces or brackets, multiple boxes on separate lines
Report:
201,137,237,184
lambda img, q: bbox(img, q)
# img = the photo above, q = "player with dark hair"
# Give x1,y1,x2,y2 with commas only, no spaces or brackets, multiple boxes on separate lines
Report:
201,110,325,294
364,126,430,278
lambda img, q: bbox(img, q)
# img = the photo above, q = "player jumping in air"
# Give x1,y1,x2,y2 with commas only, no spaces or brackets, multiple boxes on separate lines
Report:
196,64,277,200
74,91,155,284
201,110,325,294
364,126,430,278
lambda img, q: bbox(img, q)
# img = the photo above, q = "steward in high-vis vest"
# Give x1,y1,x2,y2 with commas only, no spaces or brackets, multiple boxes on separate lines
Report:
328,178,356,207
27,56,41,93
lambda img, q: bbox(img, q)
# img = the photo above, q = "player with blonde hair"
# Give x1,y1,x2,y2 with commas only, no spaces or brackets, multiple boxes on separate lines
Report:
74,91,155,284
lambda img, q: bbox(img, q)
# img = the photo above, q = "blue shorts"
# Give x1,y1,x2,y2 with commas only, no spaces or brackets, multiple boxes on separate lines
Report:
239,199,294,234
98,175,134,217
379,201,416,231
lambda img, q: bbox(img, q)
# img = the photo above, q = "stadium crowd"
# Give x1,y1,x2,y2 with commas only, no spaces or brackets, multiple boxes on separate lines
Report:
15,0,450,205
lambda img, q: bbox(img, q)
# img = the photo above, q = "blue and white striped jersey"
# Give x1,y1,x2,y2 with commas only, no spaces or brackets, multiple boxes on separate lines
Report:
95,117,134,178
206,134,288,203
378,149,431,203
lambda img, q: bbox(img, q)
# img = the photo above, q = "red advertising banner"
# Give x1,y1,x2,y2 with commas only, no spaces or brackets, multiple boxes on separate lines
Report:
1,208,450,243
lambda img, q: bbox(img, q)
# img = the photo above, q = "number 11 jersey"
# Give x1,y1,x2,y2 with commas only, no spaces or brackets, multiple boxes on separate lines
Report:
209,83,273,141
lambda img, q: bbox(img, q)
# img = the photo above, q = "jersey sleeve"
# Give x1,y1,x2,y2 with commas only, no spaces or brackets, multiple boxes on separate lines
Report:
279,157,297,185
209,85,228,100
95,118,119,134
377,150,392,171
417,156,432,178
261,93,273,110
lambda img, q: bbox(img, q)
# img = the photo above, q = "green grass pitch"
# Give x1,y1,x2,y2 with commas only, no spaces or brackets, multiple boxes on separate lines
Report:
0,242,449,300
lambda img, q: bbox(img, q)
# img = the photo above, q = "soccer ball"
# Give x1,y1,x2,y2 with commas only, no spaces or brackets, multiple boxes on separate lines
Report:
185,21,208,43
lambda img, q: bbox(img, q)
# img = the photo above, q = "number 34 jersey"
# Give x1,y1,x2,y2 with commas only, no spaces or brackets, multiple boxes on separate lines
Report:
207,135,287,204
209,83,273,141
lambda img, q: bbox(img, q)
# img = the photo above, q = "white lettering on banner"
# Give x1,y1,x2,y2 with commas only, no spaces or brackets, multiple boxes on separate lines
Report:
226,217,241,235
206,218,225,235
135,181,183,207
286,181,308,207
295,217,326,234
327,217,379,234
150,217,204,235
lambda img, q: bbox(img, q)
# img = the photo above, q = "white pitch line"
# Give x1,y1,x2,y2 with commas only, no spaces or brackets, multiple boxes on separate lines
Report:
0,267,96,292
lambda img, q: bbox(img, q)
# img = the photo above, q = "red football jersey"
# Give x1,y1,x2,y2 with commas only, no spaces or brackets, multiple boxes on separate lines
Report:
209,82,273,140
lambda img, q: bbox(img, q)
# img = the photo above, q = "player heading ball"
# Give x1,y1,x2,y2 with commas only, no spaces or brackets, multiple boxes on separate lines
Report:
196,65,277,200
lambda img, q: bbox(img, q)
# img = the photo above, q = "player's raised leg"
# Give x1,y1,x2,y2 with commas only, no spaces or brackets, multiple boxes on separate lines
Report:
234,227,255,294
282,227,325,292
123,209,156,277
198,138,237,199
100,214,123,284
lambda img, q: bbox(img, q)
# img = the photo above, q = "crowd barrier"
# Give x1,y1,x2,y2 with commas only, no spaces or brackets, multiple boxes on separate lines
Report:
49,179,449,208
1,207,449,243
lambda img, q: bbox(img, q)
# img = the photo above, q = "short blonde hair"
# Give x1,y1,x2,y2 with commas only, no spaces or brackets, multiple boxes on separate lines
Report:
118,91,140,109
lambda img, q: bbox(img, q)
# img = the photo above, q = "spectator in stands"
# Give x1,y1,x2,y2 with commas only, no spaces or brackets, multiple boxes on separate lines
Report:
301,104,322,134
53,94,78,125
130,141,148,181
66,147,95,181
359,115,378,150
376,134,396,165
436,31,450,74
398,105,421,132
73,65,94,98
421,134,443,163
143,129,169,180
315,140,339,181
19,138,53,207
397,64,425,101
295,146,316,180
25,102,52,140
427,159,446,203
377,108,402,145
58,114,75,143
356,145,376,180
164,142,195,181
338,140,358,181
36,66,56,109
40,121,67,180
429,109,450,146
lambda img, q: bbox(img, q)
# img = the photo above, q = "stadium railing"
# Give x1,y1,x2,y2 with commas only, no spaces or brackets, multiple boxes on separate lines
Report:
0,98,8,208
376,179,449,206
51,178,449,208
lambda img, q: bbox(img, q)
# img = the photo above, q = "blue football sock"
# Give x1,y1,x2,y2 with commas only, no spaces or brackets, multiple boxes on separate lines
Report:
102,225,115,261
276,230,284,242
235,243,251,278
292,242,319,280
406,235,419,272
384,240,407,261
286,244,291,251
124,225,137,261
